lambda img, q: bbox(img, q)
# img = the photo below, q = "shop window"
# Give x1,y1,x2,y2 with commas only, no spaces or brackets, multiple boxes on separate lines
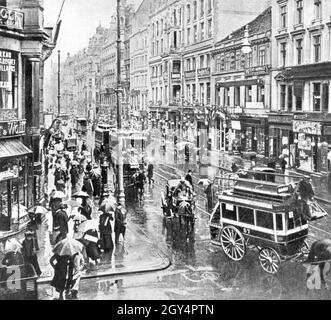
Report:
296,0,303,25
313,83,321,111
256,211,274,230
294,81,303,111
296,39,303,65
238,207,254,225
222,203,237,221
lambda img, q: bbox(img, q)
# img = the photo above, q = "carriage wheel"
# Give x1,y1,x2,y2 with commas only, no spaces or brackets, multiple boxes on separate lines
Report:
220,226,246,262
259,248,281,274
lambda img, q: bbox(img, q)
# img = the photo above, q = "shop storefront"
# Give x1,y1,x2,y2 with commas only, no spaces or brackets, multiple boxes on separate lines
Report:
240,117,268,157
0,136,33,233
268,114,294,164
293,120,321,172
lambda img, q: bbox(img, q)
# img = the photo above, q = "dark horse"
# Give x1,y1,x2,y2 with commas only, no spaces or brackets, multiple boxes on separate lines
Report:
304,239,331,290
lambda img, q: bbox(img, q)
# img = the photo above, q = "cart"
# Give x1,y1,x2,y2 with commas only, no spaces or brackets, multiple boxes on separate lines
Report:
208,173,328,274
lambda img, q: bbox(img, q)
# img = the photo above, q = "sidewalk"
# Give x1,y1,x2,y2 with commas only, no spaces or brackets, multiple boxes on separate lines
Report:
37,144,170,285
37,222,170,285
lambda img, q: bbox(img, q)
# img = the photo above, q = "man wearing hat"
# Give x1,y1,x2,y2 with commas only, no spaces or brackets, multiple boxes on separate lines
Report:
55,204,71,244
22,230,42,277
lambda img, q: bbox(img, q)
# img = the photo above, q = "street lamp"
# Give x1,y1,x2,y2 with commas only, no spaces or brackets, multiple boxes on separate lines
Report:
241,25,252,55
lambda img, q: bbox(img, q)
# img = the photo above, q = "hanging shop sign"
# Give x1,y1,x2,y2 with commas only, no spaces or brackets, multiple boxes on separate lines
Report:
293,120,321,135
245,65,271,77
0,120,26,138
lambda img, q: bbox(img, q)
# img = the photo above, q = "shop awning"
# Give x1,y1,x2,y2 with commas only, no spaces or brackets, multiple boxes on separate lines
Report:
0,139,32,159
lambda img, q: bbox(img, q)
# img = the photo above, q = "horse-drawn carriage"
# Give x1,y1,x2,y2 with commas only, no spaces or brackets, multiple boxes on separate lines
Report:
209,172,328,274
161,179,196,233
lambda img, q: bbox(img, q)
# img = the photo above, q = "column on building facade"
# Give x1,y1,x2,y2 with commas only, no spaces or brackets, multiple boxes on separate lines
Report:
240,86,245,106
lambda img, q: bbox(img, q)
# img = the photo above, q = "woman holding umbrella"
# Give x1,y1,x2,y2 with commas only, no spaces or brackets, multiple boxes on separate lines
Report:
50,238,84,300
73,191,92,221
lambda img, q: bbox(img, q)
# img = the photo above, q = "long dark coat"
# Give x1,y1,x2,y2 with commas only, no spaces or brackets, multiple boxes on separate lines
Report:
21,238,41,276
50,254,71,293
99,213,114,251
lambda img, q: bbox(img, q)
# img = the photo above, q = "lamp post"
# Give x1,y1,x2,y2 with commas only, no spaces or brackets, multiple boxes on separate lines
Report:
57,50,61,116
116,0,125,204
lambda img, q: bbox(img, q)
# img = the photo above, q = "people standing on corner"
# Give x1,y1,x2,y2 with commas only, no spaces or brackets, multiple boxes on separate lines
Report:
81,141,88,153
50,254,71,300
54,164,66,192
67,252,85,299
55,204,71,244
70,164,80,191
280,156,288,175
79,198,92,221
21,230,42,277
99,209,114,254
82,172,94,199
185,170,194,191
147,162,155,185
115,203,127,244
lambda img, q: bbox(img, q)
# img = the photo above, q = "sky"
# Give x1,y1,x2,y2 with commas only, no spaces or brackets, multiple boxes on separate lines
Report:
44,0,142,58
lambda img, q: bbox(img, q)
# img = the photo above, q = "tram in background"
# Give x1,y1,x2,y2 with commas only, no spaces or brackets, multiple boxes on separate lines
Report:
75,118,88,135
110,130,148,184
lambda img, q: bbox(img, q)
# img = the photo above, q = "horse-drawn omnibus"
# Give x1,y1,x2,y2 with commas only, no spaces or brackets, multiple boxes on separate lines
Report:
209,172,328,274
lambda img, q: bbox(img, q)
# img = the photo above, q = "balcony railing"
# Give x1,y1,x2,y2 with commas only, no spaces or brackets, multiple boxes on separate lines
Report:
185,70,196,79
197,67,210,78
0,7,24,30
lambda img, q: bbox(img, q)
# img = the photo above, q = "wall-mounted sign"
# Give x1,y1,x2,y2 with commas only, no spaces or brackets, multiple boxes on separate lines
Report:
0,49,18,110
0,120,26,138
293,120,321,135
245,65,271,77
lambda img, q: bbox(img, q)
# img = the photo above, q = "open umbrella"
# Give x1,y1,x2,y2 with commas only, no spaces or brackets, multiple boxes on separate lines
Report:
78,220,99,234
71,160,79,166
64,199,81,208
4,238,22,253
52,191,66,199
82,229,99,244
99,199,117,214
34,206,49,215
53,238,84,256
72,191,90,199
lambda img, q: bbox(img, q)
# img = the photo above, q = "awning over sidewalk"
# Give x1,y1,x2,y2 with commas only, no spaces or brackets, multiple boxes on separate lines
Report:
0,139,32,159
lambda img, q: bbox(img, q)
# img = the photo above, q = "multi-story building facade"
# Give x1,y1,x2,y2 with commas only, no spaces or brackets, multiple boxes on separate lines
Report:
148,0,185,134
100,2,134,124
0,0,54,237
271,0,331,173
148,0,271,147
73,25,107,121
129,0,152,123
211,6,272,157
61,53,76,117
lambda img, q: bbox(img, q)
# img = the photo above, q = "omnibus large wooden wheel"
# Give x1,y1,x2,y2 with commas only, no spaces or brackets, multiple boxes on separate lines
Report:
220,226,246,262
259,248,281,274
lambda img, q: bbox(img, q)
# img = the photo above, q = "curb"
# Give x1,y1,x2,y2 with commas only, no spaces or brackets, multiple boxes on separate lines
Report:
37,257,171,285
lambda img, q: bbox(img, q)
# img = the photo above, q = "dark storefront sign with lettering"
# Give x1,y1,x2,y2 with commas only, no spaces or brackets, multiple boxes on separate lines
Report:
0,120,26,138
245,65,271,77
